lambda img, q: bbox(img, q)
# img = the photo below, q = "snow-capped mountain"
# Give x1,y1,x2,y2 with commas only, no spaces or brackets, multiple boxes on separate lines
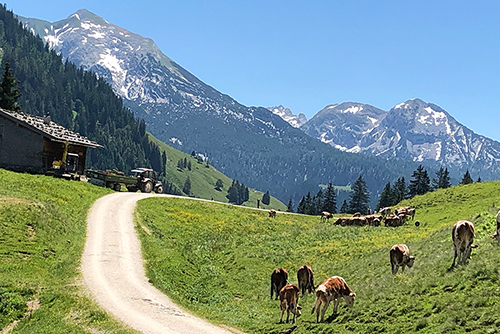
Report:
267,105,307,128
302,98,500,173
301,102,387,153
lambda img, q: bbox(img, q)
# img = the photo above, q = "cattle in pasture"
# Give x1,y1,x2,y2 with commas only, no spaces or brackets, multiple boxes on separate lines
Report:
334,217,349,226
279,284,302,323
352,212,361,217
450,220,478,268
297,265,315,295
378,207,391,217
271,268,289,300
384,214,403,227
365,214,382,226
407,208,416,220
269,209,277,218
390,244,415,274
321,211,333,222
491,210,500,245
311,276,355,322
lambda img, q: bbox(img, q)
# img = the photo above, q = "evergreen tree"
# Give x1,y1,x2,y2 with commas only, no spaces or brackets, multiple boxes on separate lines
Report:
191,151,196,157
408,165,431,198
348,175,370,214
340,199,349,214
262,191,271,205
215,179,223,191
460,170,473,185
226,181,239,203
286,199,294,213
477,177,481,183
304,192,315,215
313,189,324,215
322,183,337,213
376,182,393,212
182,177,191,195
296,196,306,214
432,166,451,190
392,177,407,204
187,160,192,171
0,59,21,112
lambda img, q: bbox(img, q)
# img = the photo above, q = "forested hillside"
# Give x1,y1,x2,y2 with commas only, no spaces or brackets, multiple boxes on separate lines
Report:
0,5,164,175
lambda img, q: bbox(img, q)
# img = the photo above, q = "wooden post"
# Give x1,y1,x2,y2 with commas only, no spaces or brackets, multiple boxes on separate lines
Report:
257,199,260,209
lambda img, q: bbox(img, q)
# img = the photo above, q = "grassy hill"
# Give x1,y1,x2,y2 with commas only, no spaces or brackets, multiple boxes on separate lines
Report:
0,169,137,333
136,181,500,334
149,133,287,211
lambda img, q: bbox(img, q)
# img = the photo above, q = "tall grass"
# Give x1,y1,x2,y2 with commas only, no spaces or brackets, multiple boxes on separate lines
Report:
0,169,138,333
137,182,500,333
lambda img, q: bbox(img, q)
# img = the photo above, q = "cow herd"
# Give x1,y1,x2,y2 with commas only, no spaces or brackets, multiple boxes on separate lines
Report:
268,207,500,324
271,266,355,324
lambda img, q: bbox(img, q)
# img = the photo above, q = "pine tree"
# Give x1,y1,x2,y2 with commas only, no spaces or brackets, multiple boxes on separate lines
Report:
408,165,431,198
215,179,223,191
183,177,191,195
0,59,21,112
432,167,451,190
348,175,370,214
262,191,271,205
392,177,407,204
460,170,473,185
187,160,192,171
226,181,239,203
376,182,393,212
322,183,337,213
340,200,349,214
476,177,481,183
296,196,306,214
286,199,294,213
304,192,315,215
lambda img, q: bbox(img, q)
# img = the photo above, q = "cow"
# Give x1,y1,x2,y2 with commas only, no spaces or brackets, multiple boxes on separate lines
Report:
321,211,333,222
390,244,415,274
365,214,382,226
279,284,302,323
311,276,355,323
384,214,402,227
378,207,391,217
269,209,277,218
407,208,416,220
271,268,288,300
297,265,315,295
490,210,500,245
352,212,361,217
333,217,349,226
451,220,478,268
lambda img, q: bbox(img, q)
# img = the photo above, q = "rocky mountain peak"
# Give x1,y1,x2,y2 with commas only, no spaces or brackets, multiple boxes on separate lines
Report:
267,105,307,128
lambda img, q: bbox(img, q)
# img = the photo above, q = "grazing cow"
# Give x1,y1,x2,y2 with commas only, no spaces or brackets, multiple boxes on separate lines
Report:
390,244,415,274
451,220,478,268
407,208,416,220
491,210,500,245
334,217,349,226
297,265,315,295
365,214,382,226
311,276,355,322
352,212,361,217
378,207,391,217
271,268,288,300
384,214,402,227
269,209,277,218
321,211,333,222
279,284,302,323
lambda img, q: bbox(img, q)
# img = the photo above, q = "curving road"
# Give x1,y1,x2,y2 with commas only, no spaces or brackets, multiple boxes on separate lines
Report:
81,192,235,334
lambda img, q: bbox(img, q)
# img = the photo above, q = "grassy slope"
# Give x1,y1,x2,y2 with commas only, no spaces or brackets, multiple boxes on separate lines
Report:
0,169,138,334
136,181,500,334
149,133,286,211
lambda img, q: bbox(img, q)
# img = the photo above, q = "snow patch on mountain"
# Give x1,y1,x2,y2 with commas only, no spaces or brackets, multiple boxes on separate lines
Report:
267,105,307,128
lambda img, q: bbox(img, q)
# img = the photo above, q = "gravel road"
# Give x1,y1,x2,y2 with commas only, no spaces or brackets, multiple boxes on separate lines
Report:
81,192,236,334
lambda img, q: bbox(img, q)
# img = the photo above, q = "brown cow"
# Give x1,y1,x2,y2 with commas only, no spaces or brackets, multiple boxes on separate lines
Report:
378,207,391,217
297,265,315,295
384,214,402,227
321,211,333,222
271,268,288,300
333,217,349,226
269,209,277,218
490,210,500,245
311,276,355,322
352,212,361,217
407,208,416,220
451,220,478,268
279,284,302,323
390,244,415,274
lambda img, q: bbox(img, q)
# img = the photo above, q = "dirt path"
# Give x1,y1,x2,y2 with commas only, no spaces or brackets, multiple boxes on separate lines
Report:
81,192,236,334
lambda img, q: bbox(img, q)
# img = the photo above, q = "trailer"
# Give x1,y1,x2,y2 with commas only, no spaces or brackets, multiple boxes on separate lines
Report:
85,168,163,193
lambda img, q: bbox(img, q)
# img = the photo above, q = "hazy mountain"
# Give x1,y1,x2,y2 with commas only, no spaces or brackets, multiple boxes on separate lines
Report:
267,105,307,128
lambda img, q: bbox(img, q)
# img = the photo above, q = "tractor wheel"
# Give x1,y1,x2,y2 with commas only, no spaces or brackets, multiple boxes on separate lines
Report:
127,185,138,192
113,183,121,191
155,185,164,194
142,181,153,193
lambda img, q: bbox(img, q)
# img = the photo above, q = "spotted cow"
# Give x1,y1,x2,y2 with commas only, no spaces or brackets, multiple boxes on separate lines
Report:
390,244,415,274
279,284,302,323
450,220,478,268
311,276,355,322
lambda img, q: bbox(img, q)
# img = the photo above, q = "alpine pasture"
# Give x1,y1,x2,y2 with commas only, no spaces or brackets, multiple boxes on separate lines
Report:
136,182,500,333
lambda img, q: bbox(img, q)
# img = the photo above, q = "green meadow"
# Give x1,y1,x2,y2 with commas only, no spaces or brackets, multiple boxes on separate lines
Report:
137,181,500,334
0,169,138,333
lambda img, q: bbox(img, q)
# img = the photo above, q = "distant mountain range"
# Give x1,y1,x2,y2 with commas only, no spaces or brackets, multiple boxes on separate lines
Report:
18,9,500,205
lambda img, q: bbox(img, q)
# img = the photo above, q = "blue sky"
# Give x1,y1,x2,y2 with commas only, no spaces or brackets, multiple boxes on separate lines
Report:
9,1,500,140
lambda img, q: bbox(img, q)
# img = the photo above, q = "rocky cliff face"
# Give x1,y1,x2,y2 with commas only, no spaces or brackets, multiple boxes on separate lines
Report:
267,105,307,128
